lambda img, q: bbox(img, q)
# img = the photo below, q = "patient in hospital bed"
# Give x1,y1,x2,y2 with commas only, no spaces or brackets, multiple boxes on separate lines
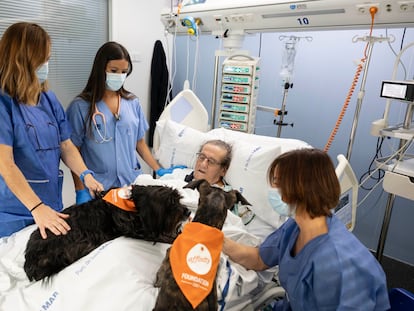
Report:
154,137,285,293
153,120,309,240
159,137,295,296
172,139,257,227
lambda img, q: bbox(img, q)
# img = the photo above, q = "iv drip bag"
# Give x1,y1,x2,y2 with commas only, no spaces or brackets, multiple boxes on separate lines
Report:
280,38,298,82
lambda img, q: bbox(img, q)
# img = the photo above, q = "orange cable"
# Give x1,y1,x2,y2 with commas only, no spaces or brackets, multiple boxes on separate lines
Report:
323,6,377,152
177,1,183,16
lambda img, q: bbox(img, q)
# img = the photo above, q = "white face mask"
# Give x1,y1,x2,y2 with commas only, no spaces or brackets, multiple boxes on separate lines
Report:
268,188,295,218
105,72,127,91
36,62,49,84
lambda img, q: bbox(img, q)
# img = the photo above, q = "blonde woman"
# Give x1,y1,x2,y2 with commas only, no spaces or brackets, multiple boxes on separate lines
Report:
0,22,103,239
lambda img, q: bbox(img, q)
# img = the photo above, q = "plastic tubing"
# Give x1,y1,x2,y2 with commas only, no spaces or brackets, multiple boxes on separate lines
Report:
324,61,365,152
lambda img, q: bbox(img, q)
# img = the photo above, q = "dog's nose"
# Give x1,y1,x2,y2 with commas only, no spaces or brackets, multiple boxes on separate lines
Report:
95,190,107,199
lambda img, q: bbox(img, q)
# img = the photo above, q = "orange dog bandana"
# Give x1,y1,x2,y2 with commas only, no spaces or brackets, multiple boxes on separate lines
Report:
102,188,136,212
170,222,223,309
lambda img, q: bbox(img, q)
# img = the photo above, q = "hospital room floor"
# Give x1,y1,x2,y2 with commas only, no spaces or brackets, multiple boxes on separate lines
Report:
380,254,414,292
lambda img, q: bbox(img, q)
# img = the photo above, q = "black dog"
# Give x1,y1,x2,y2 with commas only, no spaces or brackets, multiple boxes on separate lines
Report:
153,179,250,311
24,185,191,282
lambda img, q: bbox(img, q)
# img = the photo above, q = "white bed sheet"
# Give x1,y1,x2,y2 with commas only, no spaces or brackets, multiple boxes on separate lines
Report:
0,230,168,311
0,176,268,311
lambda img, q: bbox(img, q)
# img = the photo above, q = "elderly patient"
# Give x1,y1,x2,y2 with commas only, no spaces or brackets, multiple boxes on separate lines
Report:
184,139,256,226
179,139,288,242
223,148,390,311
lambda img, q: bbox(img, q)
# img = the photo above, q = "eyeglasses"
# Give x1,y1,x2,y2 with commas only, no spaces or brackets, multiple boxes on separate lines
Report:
196,153,222,166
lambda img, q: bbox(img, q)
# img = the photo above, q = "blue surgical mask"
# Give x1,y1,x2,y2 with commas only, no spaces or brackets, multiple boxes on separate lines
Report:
105,72,127,91
36,62,49,84
268,188,295,218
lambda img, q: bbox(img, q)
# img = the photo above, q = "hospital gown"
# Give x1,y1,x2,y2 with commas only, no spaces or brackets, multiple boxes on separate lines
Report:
259,216,390,311
67,96,149,190
0,91,71,236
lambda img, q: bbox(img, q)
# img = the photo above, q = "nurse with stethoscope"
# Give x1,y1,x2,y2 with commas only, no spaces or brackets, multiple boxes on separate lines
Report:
66,42,163,204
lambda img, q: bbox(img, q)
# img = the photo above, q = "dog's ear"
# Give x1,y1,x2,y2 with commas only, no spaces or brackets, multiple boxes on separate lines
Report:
235,191,251,206
222,190,251,211
130,184,144,198
223,191,237,210
183,179,205,190
185,179,212,200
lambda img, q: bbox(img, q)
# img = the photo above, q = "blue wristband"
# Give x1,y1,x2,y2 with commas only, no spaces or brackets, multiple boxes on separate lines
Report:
79,169,95,184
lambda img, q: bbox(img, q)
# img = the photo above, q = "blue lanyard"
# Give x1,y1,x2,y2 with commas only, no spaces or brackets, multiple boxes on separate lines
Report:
218,259,232,311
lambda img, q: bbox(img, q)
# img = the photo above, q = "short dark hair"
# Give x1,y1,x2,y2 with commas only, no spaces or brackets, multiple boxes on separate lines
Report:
199,140,232,170
268,148,340,218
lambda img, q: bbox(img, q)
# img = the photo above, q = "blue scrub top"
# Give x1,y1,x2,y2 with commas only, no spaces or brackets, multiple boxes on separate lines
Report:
259,216,390,311
0,91,71,235
66,96,149,190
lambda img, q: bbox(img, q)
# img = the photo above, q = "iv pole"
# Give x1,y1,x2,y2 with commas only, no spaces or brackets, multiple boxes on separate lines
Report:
346,35,392,160
276,81,292,137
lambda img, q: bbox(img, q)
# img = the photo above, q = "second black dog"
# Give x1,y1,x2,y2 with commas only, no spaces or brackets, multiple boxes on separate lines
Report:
24,184,191,281
153,179,250,311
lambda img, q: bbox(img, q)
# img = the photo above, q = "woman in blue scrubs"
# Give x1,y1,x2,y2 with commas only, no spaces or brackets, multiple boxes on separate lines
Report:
66,42,162,204
223,148,390,310
0,22,104,239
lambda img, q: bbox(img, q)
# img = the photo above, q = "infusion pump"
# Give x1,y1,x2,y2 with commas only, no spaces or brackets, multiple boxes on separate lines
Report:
218,55,260,133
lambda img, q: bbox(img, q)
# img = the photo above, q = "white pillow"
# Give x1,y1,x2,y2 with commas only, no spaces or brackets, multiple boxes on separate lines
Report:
155,120,210,168
225,141,284,228
209,127,311,154
208,127,311,228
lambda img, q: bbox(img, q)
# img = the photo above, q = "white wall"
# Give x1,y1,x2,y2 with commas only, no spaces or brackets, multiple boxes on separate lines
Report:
111,0,172,174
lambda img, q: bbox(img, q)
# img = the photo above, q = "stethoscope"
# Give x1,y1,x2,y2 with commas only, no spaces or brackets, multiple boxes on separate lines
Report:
92,96,120,144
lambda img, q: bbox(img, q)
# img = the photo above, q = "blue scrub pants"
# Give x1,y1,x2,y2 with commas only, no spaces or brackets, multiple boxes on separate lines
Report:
0,219,34,238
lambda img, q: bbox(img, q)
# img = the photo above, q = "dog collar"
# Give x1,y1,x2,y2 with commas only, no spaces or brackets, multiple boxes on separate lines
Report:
102,188,136,212
169,222,223,308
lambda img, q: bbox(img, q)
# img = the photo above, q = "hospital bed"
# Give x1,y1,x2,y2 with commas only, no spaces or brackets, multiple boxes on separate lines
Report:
153,89,358,235
0,90,358,311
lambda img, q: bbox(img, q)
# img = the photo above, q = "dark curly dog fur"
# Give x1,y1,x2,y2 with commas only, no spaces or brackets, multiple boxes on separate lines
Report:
153,179,250,311
24,185,191,282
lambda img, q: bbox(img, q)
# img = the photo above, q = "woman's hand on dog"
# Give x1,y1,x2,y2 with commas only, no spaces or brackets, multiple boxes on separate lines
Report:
83,174,104,197
31,204,71,239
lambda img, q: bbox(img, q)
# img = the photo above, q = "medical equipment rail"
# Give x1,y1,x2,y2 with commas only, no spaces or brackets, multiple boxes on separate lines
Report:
375,92,414,263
